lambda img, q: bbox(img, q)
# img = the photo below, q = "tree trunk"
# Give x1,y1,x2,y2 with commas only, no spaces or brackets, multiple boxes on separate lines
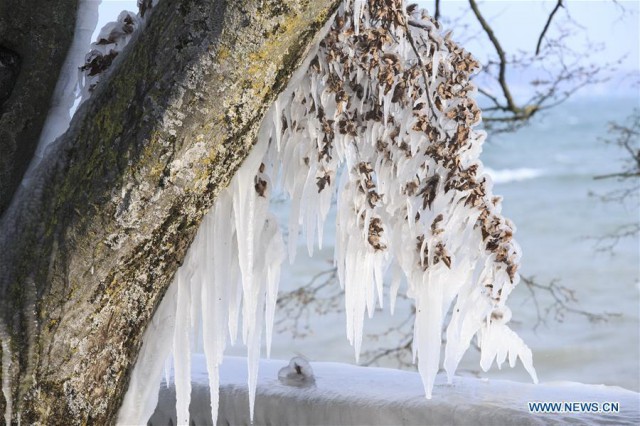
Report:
0,0,339,423
0,0,78,216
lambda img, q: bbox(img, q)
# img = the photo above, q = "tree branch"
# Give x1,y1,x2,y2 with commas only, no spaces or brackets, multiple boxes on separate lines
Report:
468,0,517,112
403,18,441,122
593,171,640,180
536,0,564,55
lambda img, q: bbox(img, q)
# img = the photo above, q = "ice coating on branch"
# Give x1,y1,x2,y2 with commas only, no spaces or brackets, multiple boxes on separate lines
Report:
1,336,12,426
23,0,101,181
25,0,158,183
79,1,158,100
121,0,536,424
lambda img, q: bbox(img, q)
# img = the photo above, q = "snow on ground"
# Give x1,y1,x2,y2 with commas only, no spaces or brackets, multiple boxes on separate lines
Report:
148,355,640,425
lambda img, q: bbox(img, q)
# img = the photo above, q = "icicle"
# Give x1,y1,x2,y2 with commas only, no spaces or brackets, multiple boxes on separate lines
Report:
478,318,538,384
173,272,192,425
389,262,402,315
383,90,392,125
201,213,226,425
233,177,256,344
353,0,365,35
287,177,304,262
264,214,286,358
414,272,447,399
164,357,172,388
301,165,319,257
273,99,282,151
373,253,385,310
117,284,178,425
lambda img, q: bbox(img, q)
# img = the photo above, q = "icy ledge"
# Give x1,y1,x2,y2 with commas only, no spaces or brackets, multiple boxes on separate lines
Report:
149,355,639,426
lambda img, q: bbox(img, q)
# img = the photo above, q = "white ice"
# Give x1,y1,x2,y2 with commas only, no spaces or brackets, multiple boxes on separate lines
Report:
149,355,640,426
277,356,316,387
1,337,12,426
23,0,102,181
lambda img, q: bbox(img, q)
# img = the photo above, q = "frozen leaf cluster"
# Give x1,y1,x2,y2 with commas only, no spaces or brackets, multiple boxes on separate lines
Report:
268,0,537,396
79,1,158,99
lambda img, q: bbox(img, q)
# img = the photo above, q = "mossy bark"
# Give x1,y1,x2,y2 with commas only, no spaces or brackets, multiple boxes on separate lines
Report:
0,0,339,424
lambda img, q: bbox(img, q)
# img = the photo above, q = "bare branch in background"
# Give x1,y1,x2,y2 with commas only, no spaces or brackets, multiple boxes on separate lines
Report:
590,223,640,254
520,276,619,330
276,267,615,369
610,0,627,16
275,266,341,339
434,0,441,22
468,0,518,113
595,109,640,181
434,7,477,46
536,0,564,56
362,335,414,368
590,109,640,252
454,0,619,133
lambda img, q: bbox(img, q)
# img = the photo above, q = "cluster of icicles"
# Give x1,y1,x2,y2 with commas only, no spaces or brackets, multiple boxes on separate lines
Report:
119,1,537,424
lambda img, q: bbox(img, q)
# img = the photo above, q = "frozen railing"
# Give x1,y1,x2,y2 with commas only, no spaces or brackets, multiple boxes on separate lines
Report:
148,355,639,425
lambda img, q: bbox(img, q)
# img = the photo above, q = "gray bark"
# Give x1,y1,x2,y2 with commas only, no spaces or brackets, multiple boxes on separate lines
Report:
0,0,339,423
0,0,78,216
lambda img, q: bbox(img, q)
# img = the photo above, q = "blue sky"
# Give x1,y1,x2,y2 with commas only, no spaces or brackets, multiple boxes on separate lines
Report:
416,0,639,97
416,1,638,70
96,0,639,97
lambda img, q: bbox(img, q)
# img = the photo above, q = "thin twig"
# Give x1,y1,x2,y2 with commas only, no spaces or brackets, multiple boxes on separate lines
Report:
536,0,564,55
468,0,517,112
594,171,640,180
520,276,619,329
476,87,504,110
403,18,440,122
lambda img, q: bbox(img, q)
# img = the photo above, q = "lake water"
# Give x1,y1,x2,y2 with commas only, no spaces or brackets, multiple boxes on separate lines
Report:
225,96,640,392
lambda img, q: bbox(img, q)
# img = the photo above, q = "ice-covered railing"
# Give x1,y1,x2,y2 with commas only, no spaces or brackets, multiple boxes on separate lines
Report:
119,1,537,424
150,356,640,426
